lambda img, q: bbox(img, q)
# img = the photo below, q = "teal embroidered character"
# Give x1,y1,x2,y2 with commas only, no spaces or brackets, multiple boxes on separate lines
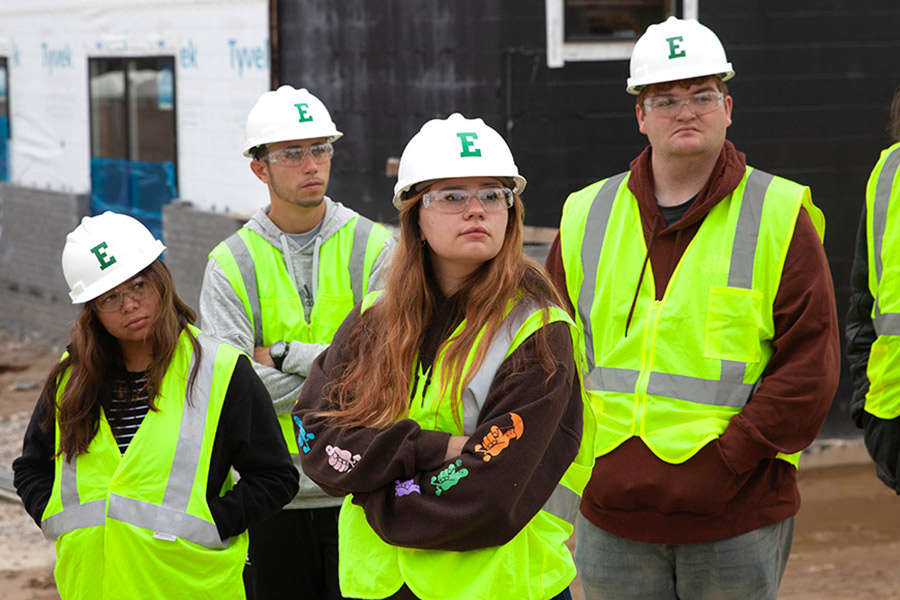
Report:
293,415,315,454
431,459,469,496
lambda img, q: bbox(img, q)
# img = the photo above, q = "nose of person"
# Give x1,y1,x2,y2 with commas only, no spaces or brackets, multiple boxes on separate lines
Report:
120,292,140,312
301,151,320,174
464,195,487,220
674,100,696,119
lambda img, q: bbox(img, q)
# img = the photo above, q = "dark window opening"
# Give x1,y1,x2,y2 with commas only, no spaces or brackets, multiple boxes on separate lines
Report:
565,0,677,41
0,58,9,182
88,56,176,240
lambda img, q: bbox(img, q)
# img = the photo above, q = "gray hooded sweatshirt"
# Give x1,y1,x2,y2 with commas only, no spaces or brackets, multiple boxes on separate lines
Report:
199,197,395,509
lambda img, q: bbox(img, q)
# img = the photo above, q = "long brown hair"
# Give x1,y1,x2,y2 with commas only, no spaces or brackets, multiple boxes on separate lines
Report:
322,188,567,429
889,85,900,143
41,259,200,461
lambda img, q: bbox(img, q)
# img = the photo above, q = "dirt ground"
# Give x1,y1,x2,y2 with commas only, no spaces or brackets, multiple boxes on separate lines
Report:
0,327,898,600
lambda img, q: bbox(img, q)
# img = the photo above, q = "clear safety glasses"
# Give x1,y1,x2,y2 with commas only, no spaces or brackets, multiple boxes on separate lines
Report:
642,91,724,117
422,187,514,214
262,142,334,166
94,277,150,313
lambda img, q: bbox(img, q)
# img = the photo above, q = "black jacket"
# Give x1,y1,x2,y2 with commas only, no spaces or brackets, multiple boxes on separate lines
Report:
846,206,900,493
12,354,300,539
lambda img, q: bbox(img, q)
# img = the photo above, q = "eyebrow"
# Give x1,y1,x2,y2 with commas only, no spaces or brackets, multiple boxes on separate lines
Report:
104,277,145,294
652,84,718,97
276,142,326,151
432,183,503,191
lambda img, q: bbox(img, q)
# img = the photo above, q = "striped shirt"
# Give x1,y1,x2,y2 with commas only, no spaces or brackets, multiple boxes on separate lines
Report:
107,372,151,454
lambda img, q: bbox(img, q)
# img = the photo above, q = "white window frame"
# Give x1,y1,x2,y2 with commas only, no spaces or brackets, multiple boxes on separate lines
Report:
546,0,698,68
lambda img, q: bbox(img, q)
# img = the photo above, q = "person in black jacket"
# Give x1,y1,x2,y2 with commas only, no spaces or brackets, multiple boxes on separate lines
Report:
12,211,298,599
847,86,900,493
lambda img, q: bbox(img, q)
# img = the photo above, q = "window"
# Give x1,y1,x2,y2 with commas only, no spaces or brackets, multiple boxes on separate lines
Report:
0,57,9,181
546,0,698,67
88,57,176,239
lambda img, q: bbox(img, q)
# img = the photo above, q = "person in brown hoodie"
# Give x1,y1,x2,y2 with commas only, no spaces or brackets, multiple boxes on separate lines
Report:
294,114,591,600
545,16,839,600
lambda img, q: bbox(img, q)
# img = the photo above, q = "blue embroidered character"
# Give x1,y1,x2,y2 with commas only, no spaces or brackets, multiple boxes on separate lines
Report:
293,415,315,454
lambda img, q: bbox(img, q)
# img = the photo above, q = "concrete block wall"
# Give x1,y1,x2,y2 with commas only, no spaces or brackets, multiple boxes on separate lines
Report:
0,184,89,344
162,201,244,315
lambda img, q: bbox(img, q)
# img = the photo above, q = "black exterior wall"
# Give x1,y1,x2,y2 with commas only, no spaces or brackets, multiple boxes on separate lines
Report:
278,1,900,437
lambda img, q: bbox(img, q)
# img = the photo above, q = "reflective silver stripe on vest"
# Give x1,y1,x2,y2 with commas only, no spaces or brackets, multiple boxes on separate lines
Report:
225,233,263,345
580,168,772,408
871,148,900,336
587,366,640,394
46,333,228,548
541,479,581,525
462,298,542,435
108,494,226,549
729,169,772,288
41,498,106,540
348,217,375,305
874,306,900,336
42,410,109,540
579,172,629,371
647,368,753,408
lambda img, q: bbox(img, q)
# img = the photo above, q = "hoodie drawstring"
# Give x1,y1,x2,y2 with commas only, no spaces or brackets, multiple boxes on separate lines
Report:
625,213,661,337
311,233,323,301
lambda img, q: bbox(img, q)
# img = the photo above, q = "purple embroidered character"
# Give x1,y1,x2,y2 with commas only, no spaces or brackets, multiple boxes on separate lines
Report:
394,478,421,497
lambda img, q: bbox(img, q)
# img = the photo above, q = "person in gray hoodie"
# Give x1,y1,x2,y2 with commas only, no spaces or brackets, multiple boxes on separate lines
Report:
199,85,395,600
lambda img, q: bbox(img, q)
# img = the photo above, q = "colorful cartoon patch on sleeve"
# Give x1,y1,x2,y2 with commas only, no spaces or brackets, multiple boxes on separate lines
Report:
431,459,469,496
474,412,523,462
395,478,421,497
293,415,315,454
325,445,361,473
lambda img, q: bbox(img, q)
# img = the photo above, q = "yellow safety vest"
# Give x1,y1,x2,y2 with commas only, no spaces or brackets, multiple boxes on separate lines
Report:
559,167,825,466
209,215,393,454
41,326,248,599
337,293,594,600
865,142,900,418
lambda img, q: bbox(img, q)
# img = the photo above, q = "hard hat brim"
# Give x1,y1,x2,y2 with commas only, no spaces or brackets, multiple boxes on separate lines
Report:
68,240,166,304
627,67,734,95
392,175,527,209
242,131,343,158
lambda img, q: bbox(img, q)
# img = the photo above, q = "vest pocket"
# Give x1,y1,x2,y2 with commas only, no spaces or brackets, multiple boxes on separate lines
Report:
704,286,763,363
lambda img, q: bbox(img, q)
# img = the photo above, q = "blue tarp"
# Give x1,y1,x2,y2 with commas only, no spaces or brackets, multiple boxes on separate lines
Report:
0,115,9,182
90,157,177,241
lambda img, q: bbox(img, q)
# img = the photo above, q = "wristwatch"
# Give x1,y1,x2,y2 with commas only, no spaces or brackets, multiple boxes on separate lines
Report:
269,341,289,371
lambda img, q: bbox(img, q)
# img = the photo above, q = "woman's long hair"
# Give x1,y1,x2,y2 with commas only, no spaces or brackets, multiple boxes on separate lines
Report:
40,259,200,461
890,85,900,143
322,188,568,429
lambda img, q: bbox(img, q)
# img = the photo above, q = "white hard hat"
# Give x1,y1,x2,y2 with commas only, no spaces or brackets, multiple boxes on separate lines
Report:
626,16,734,95
62,212,166,304
242,85,343,157
392,113,526,209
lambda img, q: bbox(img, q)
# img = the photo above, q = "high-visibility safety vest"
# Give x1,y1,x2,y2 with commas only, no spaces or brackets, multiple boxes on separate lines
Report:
559,167,825,466
337,293,595,600
209,215,393,454
41,326,248,599
865,142,900,418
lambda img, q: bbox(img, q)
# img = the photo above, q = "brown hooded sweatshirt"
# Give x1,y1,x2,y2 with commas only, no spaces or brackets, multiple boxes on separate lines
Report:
545,140,840,544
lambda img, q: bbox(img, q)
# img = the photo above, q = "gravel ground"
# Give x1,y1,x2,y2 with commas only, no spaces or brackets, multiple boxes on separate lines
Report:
0,412,59,599
0,328,61,599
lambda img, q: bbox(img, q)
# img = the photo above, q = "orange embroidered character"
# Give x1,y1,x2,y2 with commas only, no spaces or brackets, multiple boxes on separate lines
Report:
474,412,524,462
